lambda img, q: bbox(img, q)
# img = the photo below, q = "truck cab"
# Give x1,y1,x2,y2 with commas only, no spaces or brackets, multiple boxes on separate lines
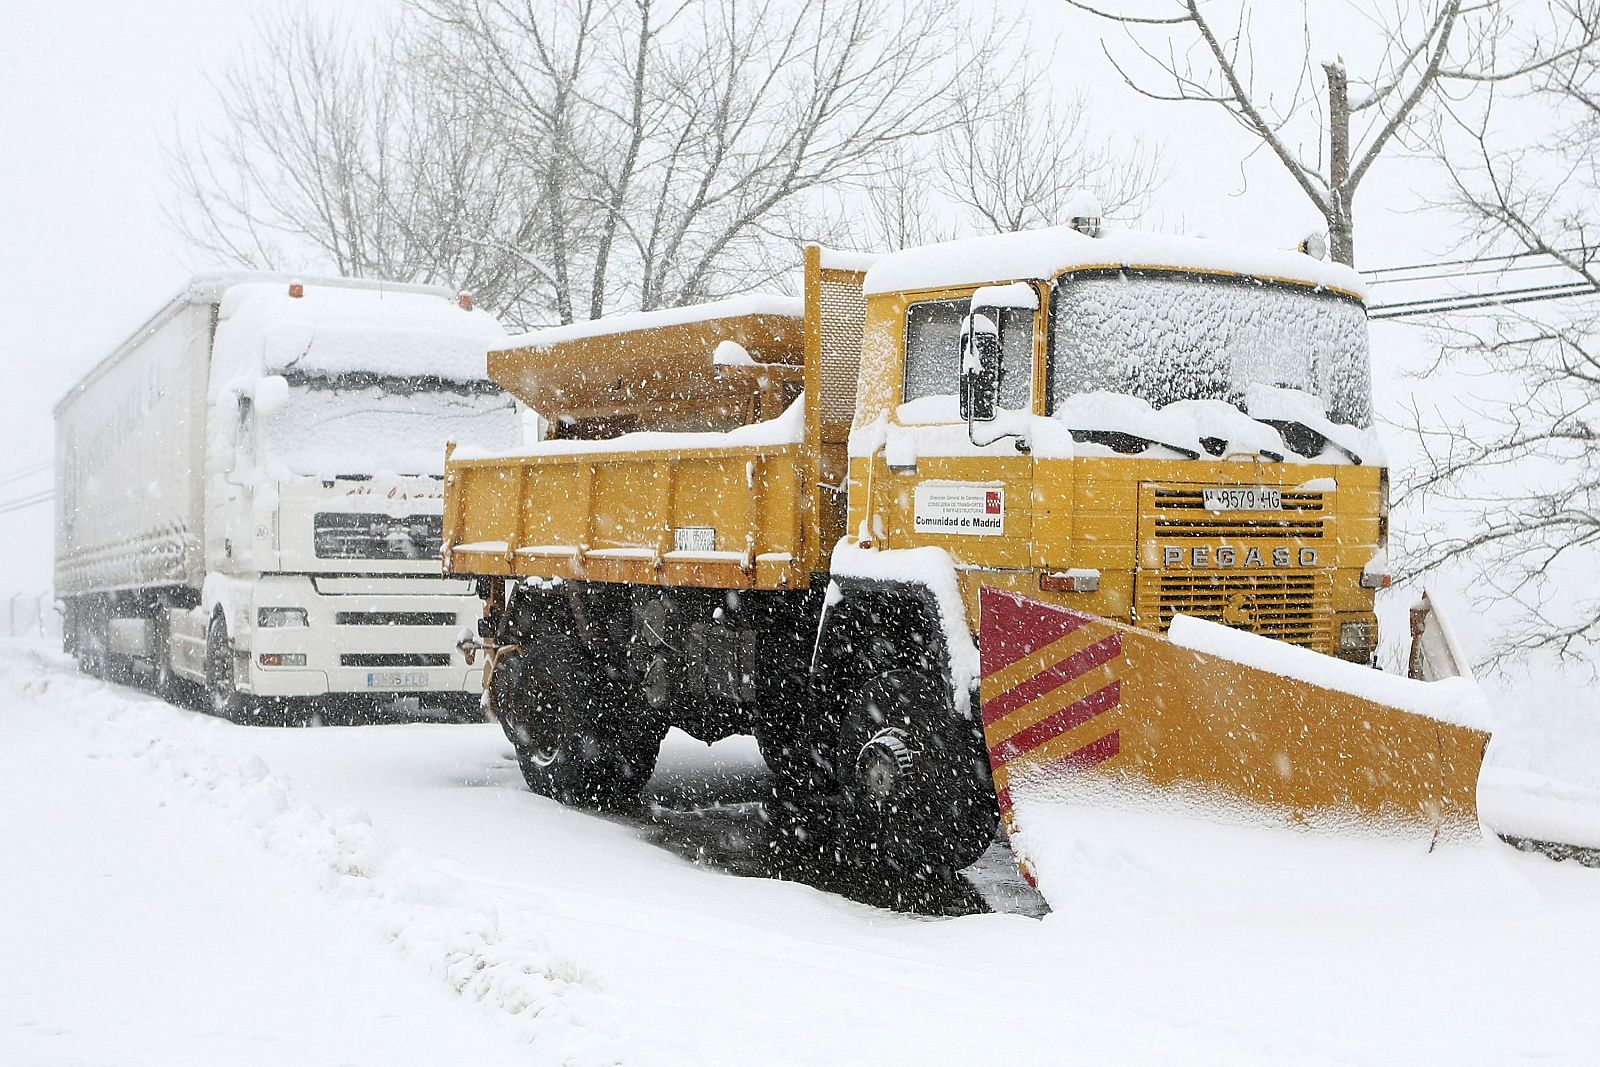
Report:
57,274,520,722
847,225,1385,662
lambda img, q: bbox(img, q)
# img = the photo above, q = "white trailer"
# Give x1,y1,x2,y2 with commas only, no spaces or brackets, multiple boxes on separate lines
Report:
55,274,520,722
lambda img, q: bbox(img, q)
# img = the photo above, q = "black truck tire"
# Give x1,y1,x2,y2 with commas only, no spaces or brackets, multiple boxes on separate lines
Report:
815,589,998,880
493,643,662,810
837,667,997,878
205,616,285,726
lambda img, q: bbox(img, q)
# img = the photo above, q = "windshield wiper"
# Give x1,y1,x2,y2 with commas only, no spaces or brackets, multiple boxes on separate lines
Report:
1068,428,1200,460
1199,435,1285,462
1259,420,1362,464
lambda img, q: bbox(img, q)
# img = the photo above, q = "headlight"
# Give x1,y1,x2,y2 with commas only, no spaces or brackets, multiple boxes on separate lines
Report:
1339,620,1375,651
258,607,309,628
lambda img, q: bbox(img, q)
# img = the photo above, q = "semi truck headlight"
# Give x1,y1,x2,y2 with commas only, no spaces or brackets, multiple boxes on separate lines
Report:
259,653,308,667
258,607,309,628
1339,620,1375,651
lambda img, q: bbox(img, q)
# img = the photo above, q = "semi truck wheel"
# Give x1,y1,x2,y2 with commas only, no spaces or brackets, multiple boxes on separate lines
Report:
71,600,110,680
205,617,267,724
152,620,187,705
492,645,662,810
837,667,998,878
75,630,107,680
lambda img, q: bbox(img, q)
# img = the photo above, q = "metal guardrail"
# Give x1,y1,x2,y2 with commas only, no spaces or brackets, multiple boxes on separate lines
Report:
1,592,58,639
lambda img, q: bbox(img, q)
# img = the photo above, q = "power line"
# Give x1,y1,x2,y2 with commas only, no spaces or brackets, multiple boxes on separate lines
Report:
1367,258,1580,288
1371,278,1596,312
1371,283,1597,319
0,490,53,516
0,461,50,489
1364,246,1592,277
1365,243,1600,319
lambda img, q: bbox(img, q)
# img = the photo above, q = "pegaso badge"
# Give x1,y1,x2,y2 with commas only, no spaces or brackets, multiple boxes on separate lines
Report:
1162,544,1319,569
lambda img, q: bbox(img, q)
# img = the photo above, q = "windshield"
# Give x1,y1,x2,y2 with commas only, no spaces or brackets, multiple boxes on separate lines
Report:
263,375,521,479
1048,271,1371,428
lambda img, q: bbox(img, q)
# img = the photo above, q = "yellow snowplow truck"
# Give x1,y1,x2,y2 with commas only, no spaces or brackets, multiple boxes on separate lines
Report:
443,227,1490,878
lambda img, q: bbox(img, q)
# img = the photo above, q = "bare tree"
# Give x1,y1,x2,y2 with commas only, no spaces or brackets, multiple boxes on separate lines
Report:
1062,0,1600,266
938,75,1157,233
1395,47,1600,667
173,0,1051,326
858,66,1161,251
419,0,1017,318
167,8,406,276
166,7,538,314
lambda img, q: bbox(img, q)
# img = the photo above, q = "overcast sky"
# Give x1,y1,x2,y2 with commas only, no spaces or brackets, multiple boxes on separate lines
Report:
0,0,1459,598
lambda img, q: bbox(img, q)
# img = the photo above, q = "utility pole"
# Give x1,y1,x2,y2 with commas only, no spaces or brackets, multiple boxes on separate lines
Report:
1324,60,1354,267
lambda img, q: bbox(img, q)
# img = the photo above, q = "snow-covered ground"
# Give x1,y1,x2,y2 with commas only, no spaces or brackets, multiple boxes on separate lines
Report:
5,636,1600,1066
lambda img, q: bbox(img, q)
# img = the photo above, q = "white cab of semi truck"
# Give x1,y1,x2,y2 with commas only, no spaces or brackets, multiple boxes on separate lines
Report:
54,274,520,722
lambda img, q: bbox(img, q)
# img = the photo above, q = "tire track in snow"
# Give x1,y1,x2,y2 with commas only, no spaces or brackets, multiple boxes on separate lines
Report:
3,640,704,1066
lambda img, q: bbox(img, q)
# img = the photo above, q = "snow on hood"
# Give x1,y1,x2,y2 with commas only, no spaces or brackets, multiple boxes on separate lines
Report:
1052,390,1385,463
1241,384,1379,462
863,225,1366,299
212,282,505,389
877,390,1384,465
493,294,803,353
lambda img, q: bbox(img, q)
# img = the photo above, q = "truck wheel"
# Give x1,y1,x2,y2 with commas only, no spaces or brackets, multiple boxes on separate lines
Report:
153,621,186,705
754,714,832,795
76,630,107,680
837,668,998,878
205,617,260,723
493,646,661,809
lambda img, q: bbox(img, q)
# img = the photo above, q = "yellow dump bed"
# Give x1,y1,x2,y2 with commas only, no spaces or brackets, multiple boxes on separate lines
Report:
444,251,872,591
444,416,812,590
488,296,805,438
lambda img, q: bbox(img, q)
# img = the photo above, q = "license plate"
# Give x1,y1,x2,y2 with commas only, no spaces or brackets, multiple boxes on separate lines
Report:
1202,486,1282,511
367,671,429,689
673,526,717,552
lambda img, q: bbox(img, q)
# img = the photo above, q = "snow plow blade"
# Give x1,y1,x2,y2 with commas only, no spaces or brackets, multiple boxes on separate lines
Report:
978,588,1492,888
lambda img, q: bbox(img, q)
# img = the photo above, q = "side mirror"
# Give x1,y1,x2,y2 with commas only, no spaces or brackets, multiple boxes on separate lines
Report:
960,312,1001,423
226,394,256,487
254,375,290,416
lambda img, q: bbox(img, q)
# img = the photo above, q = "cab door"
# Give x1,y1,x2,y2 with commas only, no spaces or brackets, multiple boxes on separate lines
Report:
206,393,258,576
875,288,1039,572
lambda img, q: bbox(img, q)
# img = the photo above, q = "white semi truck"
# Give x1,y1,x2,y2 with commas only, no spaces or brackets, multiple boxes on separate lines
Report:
54,273,521,723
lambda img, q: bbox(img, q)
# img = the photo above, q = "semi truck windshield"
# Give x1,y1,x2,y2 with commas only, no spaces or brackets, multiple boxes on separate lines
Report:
263,376,520,479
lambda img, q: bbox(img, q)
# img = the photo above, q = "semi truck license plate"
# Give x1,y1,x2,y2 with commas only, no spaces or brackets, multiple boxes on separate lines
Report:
366,671,428,689
1202,486,1282,511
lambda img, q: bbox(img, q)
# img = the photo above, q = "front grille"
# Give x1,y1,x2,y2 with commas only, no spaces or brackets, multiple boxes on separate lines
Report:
339,653,451,668
335,611,457,627
1137,571,1332,651
1149,489,1327,538
314,513,444,560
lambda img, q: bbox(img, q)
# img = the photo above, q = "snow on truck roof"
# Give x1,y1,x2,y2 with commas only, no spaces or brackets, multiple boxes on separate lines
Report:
490,294,803,353
58,273,500,411
486,294,804,420
215,280,504,384
186,270,456,304
862,225,1367,300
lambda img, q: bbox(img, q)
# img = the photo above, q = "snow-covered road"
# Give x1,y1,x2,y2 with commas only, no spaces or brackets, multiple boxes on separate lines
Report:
5,637,1600,1066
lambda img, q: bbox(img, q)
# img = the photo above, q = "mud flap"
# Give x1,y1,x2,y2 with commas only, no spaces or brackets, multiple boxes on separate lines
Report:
978,588,1493,903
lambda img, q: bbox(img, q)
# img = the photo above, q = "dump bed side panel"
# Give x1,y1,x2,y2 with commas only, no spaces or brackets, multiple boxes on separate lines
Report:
445,445,808,590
